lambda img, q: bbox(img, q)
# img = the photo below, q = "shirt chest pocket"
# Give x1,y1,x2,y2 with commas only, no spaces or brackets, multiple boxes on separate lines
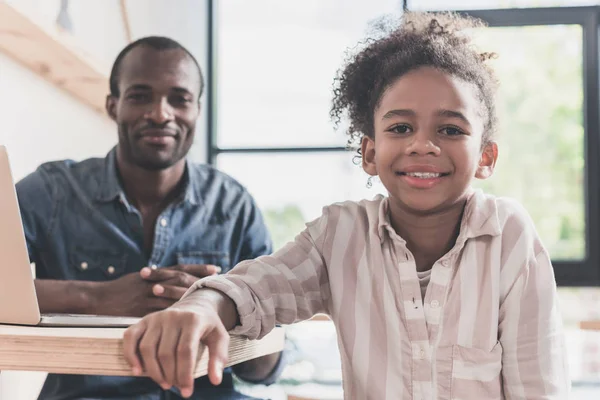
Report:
69,247,128,280
449,342,503,400
175,251,230,273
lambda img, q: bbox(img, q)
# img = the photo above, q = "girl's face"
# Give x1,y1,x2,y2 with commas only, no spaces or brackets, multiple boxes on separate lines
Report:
362,66,498,214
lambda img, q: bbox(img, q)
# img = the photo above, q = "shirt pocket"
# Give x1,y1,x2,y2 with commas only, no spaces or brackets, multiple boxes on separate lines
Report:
69,246,128,280
175,250,230,272
450,342,503,400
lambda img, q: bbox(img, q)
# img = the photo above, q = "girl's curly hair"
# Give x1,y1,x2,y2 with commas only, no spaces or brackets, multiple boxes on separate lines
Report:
330,12,499,151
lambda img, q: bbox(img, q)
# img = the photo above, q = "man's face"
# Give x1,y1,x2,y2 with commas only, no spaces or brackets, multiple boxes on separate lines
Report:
106,46,201,170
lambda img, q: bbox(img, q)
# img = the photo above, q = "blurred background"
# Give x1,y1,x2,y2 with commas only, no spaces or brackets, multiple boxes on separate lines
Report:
1,0,600,398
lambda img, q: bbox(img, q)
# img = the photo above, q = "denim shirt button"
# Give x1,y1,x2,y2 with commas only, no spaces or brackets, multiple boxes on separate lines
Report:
160,218,168,227
107,266,115,275
80,262,88,270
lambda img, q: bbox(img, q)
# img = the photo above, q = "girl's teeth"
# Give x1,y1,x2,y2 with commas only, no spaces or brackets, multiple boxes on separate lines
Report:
406,172,441,178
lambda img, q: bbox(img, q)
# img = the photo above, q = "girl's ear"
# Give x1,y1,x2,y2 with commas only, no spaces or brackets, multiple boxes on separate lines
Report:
361,136,377,176
475,141,498,180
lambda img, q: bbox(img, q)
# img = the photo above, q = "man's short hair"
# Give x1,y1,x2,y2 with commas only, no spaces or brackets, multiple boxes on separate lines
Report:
109,36,204,99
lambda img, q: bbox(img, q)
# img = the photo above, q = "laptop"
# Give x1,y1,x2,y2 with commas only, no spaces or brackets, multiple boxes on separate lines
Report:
0,145,140,327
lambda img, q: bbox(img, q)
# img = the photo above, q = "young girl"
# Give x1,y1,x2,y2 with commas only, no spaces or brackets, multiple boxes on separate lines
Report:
123,12,569,399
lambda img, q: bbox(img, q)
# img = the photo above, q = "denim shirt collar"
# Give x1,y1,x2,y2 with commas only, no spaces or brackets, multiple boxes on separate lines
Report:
94,146,200,206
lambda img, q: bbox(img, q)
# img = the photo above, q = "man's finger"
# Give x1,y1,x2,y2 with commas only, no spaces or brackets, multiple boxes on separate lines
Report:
176,264,221,278
152,284,188,300
122,320,147,376
140,267,178,282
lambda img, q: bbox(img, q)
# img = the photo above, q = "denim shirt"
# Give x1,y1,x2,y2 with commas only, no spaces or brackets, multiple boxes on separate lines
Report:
16,148,280,400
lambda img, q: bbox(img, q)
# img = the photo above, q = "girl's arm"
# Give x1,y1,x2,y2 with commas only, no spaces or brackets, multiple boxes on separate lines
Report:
498,249,570,398
189,207,332,340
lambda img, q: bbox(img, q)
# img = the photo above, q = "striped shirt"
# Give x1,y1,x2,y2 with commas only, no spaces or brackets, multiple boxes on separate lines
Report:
189,190,570,399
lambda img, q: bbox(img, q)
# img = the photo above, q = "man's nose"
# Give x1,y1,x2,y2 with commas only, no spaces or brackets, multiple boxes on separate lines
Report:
145,98,174,124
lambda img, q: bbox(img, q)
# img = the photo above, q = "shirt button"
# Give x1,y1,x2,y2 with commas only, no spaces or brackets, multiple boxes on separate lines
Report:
160,218,168,227
80,262,88,270
107,266,115,275
431,300,440,308
419,348,426,359
151,264,158,270
441,259,449,267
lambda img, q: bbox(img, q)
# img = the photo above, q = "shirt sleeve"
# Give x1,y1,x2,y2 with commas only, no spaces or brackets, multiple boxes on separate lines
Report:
184,207,332,340
237,193,273,261
499,248,570,399
15,167,56,274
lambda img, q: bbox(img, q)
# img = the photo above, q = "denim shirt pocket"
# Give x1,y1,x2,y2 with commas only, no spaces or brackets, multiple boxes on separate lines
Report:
176,251,230,273
69,246,128,280
450,342,503,400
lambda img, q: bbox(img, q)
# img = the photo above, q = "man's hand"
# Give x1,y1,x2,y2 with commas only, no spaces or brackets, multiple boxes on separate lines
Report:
93,265,219,317
123,290,237,398
140,264,220,301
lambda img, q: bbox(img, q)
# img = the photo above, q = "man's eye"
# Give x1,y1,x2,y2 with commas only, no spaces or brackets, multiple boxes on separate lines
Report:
389,124,412,134
173,96,192,104
128,94,149,102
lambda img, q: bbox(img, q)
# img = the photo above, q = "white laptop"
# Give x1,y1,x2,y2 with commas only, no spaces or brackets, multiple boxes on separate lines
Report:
0,145,140,327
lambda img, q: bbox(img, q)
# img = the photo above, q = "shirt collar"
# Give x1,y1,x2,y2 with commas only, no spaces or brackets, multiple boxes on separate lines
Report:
376,188,502,242
181,159,200,206
94,147,122,203
94,146,200,206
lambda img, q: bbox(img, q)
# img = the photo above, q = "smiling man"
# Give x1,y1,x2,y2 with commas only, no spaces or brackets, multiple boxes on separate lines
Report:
16,36,283,400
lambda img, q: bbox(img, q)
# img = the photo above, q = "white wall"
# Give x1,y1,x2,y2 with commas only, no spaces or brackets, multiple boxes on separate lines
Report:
0,0,209,182
0,51,117,181
0,1,208,399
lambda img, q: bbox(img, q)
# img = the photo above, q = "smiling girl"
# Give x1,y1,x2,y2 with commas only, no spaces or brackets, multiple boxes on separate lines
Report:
123,12,569,399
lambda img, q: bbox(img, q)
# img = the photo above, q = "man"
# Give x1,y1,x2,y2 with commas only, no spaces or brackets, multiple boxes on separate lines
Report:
16,36,283,400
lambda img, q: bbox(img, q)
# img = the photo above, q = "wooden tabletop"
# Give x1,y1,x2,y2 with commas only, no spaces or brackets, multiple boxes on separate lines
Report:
0,324,285,377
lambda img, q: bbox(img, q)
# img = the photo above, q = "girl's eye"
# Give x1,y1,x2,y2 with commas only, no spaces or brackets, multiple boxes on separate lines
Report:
440,126,465,136
389,124,412,134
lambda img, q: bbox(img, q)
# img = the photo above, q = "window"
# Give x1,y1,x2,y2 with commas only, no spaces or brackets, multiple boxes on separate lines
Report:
211,2,599,285
472,24,585,261
218,152,385,248
214,0,400,149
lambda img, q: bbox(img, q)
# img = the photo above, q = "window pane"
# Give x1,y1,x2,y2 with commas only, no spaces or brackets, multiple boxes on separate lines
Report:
215,0,400,148
217,152,385,249
472,25,584,260
411,0,600,10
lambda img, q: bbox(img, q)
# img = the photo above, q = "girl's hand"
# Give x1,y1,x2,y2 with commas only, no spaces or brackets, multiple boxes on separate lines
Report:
122,303,230,398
